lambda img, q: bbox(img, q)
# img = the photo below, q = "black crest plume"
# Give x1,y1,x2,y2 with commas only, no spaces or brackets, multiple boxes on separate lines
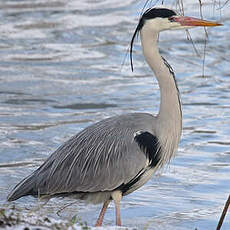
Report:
130,8,176,72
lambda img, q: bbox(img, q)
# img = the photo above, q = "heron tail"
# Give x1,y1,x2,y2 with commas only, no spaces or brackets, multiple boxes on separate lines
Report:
7,174,36,201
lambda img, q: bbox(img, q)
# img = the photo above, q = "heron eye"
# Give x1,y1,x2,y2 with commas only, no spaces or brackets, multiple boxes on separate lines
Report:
169,16,176,22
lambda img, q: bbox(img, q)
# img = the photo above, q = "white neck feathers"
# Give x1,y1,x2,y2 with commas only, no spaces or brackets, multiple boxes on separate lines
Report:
140,25,182,167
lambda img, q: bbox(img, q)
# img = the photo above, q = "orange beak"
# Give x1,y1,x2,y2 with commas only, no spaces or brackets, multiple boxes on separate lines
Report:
171,16,222,27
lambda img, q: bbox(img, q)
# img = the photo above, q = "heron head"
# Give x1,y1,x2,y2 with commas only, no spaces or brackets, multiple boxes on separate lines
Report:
136,7,222,32
130,7,222,71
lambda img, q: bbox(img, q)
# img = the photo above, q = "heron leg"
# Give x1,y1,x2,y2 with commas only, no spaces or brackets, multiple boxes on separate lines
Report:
111,190,122,226
95,200,110,227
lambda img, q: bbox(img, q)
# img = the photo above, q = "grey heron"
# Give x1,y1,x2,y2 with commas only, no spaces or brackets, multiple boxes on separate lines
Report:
7,7,221,227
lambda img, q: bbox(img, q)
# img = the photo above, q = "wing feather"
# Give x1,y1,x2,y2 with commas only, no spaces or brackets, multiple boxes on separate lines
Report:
29,113,157,195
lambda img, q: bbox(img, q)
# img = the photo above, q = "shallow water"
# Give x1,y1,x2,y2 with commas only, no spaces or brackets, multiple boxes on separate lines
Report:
0,0,230,229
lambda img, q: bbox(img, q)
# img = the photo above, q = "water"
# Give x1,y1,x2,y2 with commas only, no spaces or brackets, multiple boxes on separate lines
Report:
0,0,230,229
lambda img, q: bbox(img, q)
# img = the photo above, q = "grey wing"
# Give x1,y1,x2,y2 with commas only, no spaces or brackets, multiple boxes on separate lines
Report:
31,113,158,195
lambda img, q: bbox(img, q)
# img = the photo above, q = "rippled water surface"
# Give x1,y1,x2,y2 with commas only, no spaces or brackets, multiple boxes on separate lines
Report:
0,0,230,229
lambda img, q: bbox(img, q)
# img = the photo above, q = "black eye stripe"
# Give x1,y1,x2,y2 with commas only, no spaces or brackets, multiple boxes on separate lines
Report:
142,8,176,20
138,8,177,32
130,8,177,72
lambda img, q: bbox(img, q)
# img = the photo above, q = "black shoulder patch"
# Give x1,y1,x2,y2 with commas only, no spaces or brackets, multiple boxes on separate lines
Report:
115,132,162,195
134,131,161,167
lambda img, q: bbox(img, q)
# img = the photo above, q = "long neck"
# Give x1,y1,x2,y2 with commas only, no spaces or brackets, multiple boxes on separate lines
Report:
140,28,182,166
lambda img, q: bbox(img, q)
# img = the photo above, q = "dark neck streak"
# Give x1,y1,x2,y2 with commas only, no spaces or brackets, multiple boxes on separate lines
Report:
140,27,182,167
